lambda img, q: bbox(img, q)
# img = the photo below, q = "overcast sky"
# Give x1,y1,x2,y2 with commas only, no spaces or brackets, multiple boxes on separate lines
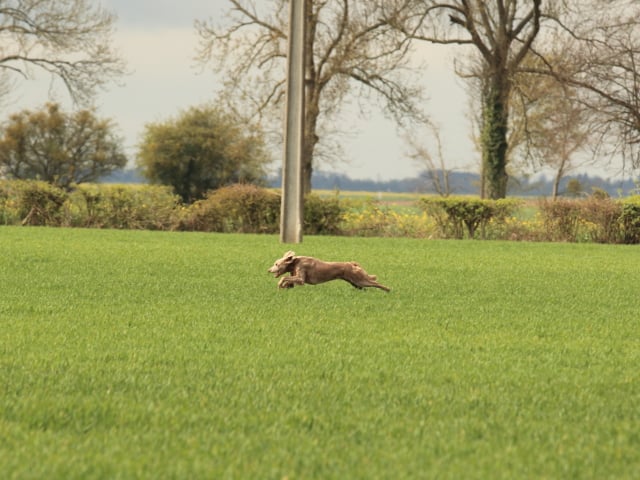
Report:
13,0,477,181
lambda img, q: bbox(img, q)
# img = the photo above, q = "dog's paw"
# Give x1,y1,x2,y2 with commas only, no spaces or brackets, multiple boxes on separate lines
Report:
277,277,294,289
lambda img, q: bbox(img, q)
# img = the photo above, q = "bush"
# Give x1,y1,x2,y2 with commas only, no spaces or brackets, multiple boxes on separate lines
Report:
0,181,180,229
0,181,17,225
303,194,344,235
180,186,348,235
538,195,637,244
418,197,521,239
579,196,623,244
0,180,68,226
620,196,640,244
538,198,586,242
180,184,280,233
73,184,180,230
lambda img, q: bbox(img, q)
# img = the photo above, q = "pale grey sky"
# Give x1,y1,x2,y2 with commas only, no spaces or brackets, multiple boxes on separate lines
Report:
11,0,479,180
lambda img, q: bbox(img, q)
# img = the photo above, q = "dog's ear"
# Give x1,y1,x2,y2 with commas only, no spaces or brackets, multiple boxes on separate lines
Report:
283,250,296,261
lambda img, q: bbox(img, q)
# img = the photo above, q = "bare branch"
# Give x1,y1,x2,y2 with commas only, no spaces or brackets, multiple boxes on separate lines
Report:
0,0,126,105
196,0,426,191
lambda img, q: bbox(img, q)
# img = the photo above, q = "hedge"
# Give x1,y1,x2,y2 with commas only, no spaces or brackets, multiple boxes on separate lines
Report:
1,180,639,243
0,181,345,235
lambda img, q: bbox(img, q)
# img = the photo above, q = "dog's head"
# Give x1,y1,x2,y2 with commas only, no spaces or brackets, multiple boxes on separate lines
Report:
268,251,296,278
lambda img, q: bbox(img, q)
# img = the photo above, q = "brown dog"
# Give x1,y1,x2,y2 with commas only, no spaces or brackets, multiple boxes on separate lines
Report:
268,251,390,292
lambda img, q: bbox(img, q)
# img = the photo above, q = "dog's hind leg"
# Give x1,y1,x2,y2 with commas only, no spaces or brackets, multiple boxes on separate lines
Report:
345,274,391,292
344,279,364,290
347,265,391,292
354,277,391,292
367,281,391,292
354,280,391,292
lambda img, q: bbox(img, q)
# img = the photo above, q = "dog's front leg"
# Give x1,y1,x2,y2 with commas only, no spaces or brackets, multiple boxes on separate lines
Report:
278,275,305,289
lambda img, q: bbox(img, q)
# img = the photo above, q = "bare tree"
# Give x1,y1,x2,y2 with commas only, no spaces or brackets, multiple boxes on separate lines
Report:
526,0,640,171
387,0,543,198
519,84,596,198
387,0,640,196
405,120,452,196
487,47,601,198
196,0,424,194
0,0,126,105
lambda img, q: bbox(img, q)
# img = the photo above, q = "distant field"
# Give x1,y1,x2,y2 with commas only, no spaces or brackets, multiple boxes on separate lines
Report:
314,189,422,210
1,227,639,479
313,189,540,218
314,189,423,202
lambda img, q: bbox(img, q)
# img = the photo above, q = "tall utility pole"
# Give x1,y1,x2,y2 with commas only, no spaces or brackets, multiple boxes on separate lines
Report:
280,0,306,243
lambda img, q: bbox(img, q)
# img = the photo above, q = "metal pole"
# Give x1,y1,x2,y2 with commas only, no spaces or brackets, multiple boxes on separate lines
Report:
280,0,306,244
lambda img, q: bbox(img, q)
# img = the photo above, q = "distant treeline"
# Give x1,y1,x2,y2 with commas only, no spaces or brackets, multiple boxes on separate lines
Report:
274,170,639,197
102,168,638,197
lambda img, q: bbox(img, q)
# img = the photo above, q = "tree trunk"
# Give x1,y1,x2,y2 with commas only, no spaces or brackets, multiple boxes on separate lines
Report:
552,172,561,199
302,93,319,195
481,81,509,199
552,155,568,199
301,0,316,196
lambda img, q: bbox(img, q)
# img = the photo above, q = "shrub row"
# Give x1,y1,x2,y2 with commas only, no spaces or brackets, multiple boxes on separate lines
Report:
0,180,180,230
418,195,640,243
0,181,343,235
1,180,639,243
537,196,640,244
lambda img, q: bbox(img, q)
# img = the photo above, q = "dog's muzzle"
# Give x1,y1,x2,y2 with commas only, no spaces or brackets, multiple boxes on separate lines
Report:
268,268,281,277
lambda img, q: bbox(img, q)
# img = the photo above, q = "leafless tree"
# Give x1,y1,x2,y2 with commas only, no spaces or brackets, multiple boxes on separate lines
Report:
526,0,640,172
519,83,596,198
0,0,125,105
386,0,640,196
196,0,425,194
386,0,543,198
404,120,452,196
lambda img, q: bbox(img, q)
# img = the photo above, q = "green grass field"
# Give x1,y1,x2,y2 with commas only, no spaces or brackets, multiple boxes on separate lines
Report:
1,227,639,479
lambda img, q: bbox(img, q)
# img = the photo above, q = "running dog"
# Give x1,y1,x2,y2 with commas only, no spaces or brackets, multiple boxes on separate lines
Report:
268,251,390,292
